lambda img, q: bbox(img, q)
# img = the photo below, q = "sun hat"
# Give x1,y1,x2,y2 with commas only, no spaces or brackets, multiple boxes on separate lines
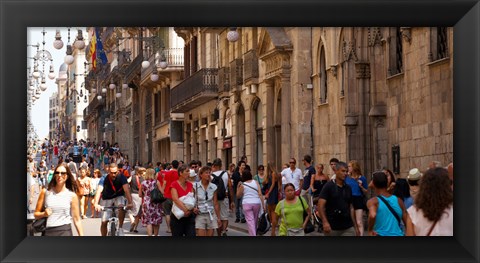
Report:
408,168,422,181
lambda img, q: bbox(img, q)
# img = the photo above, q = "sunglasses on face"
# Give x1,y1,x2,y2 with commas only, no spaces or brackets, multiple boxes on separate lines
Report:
54,171,67,176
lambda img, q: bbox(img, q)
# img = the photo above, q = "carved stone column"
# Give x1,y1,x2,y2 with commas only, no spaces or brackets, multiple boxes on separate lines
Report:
369,104,388,172
280,74,291,165
264,81,276,167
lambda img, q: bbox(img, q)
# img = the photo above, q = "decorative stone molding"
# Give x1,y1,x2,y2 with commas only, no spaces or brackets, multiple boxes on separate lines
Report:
343,114,358,127
400,27,412,44
368,27,383,47
342,40,358,62
264,53,291,80
329,64,338,77
368,103,387,117
355,62,370,79
347,126,357,136
233,90,242,103
373,117,386,128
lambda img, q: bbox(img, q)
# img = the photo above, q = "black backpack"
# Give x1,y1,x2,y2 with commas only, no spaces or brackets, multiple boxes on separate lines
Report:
212,171,227,200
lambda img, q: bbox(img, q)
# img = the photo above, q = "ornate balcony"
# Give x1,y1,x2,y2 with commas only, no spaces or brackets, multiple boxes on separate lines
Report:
163,48,184,68
243,49,259,83
85,95,105,119
218,67,230,93
171,68,218,113
125,55,142,84
229,59,243,91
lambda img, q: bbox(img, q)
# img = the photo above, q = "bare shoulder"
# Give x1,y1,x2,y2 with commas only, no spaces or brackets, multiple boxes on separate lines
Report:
367,197,378,206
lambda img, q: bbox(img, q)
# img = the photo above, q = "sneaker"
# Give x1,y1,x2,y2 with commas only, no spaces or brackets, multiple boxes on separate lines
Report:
235,218,240,223
241,219,246,223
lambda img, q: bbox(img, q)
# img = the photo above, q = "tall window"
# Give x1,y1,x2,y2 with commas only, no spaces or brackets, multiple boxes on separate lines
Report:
254,99,263,167
319,46,327,104
430,27,448,61
389,27,403,76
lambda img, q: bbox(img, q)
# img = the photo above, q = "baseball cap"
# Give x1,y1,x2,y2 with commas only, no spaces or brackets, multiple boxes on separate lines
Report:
408,168,422,181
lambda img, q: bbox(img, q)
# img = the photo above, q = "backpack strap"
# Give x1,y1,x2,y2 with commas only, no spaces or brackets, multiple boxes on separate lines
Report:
377,195,401,226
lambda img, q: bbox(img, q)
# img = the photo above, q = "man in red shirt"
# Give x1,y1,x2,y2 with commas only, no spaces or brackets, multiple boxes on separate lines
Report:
158,160,179,233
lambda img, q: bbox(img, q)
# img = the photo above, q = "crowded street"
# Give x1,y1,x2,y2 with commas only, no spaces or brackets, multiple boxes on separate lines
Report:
26,27,454,238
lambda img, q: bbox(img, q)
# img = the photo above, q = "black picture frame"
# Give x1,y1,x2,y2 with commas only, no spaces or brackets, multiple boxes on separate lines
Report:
1,0,479,262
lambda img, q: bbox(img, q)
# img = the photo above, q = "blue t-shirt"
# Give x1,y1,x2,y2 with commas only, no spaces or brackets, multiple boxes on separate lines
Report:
345,176,368,196
404,196,414,209
302,165,316,190
374,195,404,236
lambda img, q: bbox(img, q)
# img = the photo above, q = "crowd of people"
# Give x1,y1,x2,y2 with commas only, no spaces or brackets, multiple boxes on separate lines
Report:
27,138,454,237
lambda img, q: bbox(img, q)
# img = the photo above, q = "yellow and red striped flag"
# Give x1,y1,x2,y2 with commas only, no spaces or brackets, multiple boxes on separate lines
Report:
89,29,97,70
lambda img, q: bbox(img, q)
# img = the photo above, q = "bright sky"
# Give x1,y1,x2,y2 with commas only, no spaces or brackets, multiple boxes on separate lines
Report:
27,27,86,139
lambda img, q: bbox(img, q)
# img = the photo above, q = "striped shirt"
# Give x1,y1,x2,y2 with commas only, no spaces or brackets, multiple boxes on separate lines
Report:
45,189,75,228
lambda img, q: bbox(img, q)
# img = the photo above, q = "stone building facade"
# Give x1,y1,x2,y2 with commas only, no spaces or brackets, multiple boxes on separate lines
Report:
84,27,184,164
82,27,453,178
172,27,453,177
311,27,453,177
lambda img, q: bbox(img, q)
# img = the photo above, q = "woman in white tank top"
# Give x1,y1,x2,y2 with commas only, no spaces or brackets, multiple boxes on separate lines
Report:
34,164,84,236
236,170,265,236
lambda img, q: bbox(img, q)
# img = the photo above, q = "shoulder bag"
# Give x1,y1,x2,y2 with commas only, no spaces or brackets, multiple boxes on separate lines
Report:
150,180,166,204
299,197,315,234
280,199,304,236
32,190,47,233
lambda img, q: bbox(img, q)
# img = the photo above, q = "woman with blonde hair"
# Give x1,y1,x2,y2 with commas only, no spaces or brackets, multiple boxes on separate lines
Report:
139,168,163,236
34,164,83,236
346,160,368,236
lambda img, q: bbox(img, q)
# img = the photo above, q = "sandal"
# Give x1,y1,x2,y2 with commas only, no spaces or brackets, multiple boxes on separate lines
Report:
129,223,136,232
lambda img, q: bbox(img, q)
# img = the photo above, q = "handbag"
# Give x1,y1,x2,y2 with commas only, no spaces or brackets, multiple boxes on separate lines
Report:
280,200,305,236
32,217,47,233
150,180,166,204
32,189,48,233
299,197,315,234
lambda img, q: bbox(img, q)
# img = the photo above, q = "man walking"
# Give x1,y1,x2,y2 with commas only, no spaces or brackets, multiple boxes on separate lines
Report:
317,161,358,236
301,155,316,201
281,158,303,196
367,171,407,236
211,158,234,236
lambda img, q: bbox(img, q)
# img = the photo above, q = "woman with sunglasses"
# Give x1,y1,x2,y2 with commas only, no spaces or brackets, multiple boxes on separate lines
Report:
194,166,221,236
34,164,84,236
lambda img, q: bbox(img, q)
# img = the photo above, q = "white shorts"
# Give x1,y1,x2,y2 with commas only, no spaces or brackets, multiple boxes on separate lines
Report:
195,213,218,230
100,196,126,222
219,199,229,220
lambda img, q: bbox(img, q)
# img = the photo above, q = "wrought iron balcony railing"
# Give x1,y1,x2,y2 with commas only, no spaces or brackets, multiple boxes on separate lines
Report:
229,59,243,91
171,68,218,113
243,49,259,82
